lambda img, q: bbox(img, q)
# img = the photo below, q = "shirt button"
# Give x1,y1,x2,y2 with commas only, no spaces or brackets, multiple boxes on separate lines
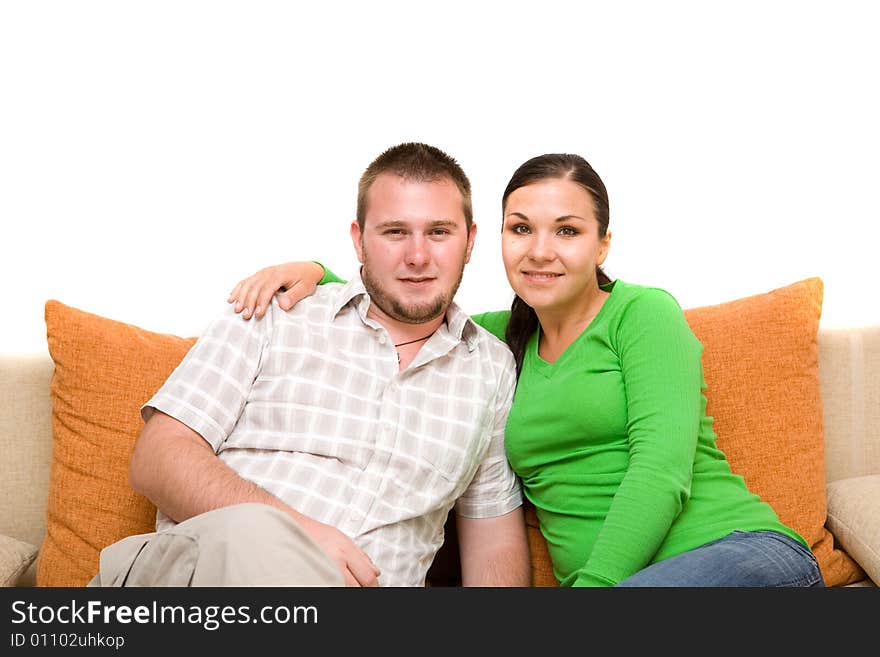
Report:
378,335,387,345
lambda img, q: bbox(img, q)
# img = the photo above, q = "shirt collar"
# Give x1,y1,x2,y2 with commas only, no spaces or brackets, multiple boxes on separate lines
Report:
331,269,480,353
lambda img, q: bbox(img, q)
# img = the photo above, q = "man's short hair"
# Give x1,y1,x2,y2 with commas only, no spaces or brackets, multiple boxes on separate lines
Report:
356,142,473,231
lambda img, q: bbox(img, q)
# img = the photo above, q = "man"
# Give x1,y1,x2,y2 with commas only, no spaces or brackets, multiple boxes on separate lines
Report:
89,142,530,587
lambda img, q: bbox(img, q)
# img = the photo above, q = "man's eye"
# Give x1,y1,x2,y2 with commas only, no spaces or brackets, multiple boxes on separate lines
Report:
429,229,450,236
385,229,405,236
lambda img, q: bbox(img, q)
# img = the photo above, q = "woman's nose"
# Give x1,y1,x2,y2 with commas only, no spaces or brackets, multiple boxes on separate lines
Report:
527,233,553,261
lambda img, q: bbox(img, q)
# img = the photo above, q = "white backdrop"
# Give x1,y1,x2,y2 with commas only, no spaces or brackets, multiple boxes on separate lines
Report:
2,1,878,355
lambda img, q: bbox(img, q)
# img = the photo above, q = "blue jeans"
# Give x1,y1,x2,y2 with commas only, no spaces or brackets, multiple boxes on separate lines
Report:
615,530,824,587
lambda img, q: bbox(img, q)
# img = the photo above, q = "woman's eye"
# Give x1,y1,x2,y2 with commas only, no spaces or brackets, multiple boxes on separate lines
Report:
558,226,578,236
511,224,530,235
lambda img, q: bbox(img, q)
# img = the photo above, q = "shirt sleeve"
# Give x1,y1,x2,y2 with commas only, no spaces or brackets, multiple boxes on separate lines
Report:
140,304,274,452
469,310,511,343
316,262,347,285
573,288,705,586
454,350,522,518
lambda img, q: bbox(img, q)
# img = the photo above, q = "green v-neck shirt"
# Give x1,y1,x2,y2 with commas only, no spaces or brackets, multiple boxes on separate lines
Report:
472,280,805,586
318,268,806,586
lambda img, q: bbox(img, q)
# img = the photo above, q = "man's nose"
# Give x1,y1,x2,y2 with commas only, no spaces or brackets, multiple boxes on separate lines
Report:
405,235,430,267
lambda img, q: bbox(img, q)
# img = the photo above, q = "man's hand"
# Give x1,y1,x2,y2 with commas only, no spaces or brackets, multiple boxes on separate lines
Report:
227,261,324,320
132,410,381,586
297,516,381,587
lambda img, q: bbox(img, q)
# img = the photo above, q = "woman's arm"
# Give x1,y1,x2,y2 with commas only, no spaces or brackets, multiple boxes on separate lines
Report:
571,289,705,586
468,311,511,341
227,261,340,319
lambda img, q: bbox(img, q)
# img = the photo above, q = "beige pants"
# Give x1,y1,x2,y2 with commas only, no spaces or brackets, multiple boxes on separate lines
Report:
88,503,344,587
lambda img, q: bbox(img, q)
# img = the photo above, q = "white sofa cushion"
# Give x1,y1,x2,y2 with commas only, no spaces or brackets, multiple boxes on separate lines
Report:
0,534,39,587
826,475,880,585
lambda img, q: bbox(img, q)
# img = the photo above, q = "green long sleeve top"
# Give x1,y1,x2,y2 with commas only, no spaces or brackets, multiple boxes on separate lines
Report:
319,269,807,586
473,280,806,586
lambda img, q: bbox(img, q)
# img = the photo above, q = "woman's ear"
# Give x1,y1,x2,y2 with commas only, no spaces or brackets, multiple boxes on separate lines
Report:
597,230,611,266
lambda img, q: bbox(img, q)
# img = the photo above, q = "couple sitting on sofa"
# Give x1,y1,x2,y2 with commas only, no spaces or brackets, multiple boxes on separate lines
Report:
90,142,823,588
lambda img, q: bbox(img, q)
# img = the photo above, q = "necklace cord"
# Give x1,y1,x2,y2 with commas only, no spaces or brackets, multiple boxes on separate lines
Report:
394,332,436,348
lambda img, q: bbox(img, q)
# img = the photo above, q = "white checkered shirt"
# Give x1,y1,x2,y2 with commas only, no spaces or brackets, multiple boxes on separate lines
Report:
142,272,521,586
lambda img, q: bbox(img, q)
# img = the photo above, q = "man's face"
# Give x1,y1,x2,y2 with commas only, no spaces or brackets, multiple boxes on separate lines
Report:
351,173,476,324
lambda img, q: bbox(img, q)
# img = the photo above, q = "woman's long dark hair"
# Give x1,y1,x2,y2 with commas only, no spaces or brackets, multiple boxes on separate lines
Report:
502,154,612,378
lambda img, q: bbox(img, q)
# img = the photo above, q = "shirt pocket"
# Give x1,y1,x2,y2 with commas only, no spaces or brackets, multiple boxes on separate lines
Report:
401,402,489,485
418,432,474,483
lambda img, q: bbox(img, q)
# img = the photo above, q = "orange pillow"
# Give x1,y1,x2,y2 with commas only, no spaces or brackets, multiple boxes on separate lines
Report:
39,300,196,586
683,277,863,586
524,504,557,587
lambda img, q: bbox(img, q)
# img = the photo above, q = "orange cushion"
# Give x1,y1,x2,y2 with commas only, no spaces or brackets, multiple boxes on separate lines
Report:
524,503,557,587
38,300,196,586
683,277,862,586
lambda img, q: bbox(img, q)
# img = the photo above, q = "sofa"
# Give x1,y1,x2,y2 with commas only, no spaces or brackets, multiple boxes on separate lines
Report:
1,277,878,588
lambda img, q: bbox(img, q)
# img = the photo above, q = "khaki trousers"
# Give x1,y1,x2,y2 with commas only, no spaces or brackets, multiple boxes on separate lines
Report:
88,503,344,587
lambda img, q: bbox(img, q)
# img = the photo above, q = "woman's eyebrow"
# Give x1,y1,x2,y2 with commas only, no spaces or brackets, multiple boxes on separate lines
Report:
504,212,589,222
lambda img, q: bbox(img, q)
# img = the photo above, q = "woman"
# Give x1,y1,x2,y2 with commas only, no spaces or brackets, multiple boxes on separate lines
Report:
227,154,823,587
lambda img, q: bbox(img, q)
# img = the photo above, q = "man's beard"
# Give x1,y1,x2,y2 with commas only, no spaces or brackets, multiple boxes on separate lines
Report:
360,252,466,325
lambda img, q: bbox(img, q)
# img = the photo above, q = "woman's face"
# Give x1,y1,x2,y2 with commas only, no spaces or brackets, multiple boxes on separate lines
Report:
501,178,611,315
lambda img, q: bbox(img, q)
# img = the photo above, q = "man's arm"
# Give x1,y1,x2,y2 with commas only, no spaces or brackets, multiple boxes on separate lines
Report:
456,507,531,586
130,410,293,523
129,409,381,587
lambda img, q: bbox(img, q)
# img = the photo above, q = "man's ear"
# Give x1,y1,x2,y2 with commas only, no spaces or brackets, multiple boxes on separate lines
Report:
597,229,611,266
350,220,365,264
464,222,477,264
